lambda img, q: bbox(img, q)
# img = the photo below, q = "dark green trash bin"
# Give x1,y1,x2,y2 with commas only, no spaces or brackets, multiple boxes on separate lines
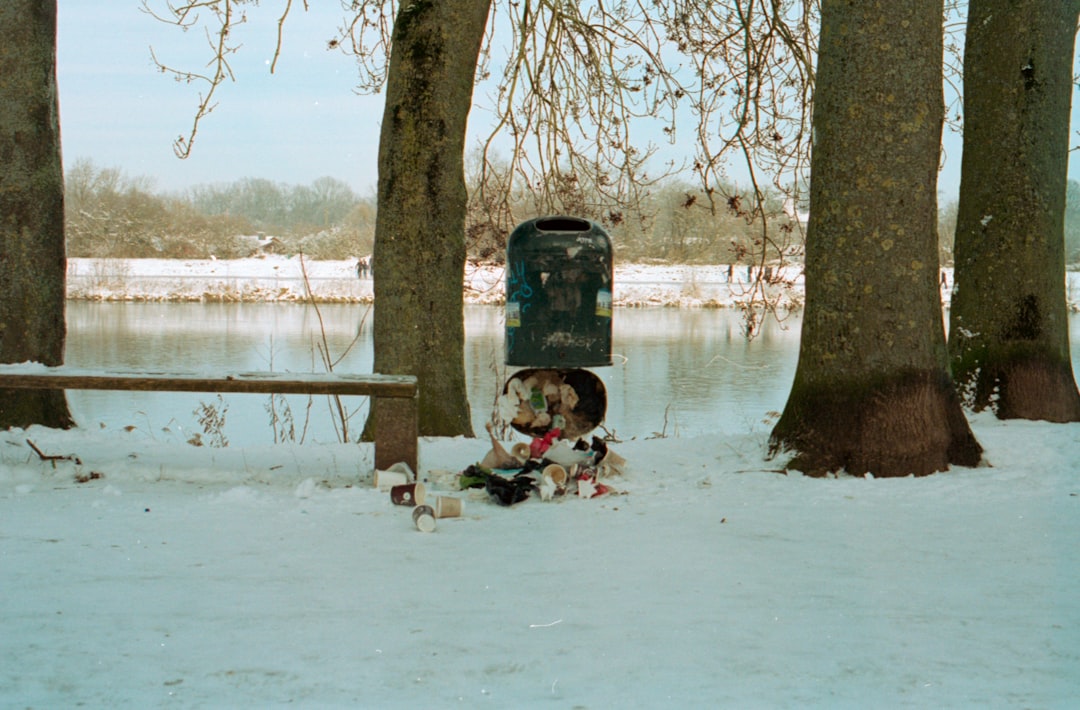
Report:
505,216,613,367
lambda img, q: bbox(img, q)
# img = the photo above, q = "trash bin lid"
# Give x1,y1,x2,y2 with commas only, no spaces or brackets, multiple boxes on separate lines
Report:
507,216,611,260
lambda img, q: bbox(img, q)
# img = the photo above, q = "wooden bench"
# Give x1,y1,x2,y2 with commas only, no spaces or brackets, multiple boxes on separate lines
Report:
0,366,418,472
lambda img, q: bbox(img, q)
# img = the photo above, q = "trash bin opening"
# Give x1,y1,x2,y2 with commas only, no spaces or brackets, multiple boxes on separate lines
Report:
535,216,592,232
503,367,607,439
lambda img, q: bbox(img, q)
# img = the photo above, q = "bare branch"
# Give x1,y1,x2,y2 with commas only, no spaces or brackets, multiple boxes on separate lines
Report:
142,0,306,158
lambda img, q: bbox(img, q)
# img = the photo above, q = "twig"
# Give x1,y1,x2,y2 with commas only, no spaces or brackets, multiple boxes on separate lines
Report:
299,251,352,442
26,439,82,467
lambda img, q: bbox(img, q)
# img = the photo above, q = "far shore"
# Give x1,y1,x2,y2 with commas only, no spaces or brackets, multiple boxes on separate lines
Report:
64,255,802,309
66,255,1080,310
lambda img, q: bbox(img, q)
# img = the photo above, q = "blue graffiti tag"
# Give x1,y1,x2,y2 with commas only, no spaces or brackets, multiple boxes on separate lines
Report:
507,260,534,315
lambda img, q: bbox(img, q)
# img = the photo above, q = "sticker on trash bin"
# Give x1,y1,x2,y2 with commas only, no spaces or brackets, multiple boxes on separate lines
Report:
501,367,607,439
506,301,521,328
595,288,612,318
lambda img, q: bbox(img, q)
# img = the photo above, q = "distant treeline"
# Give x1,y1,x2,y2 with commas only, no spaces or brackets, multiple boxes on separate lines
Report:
62,158,1080,265
64,159,375,260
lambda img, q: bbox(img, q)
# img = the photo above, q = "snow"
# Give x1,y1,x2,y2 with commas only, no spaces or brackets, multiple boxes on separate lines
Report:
2,258,1079,708
66,255,808,309
65,254,1080,310
3,416,1079,707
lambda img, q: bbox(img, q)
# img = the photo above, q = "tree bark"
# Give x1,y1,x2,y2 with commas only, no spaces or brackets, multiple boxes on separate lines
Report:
769,0,981,477
0,0,73,430
368,0,491,438
948,0,1080,422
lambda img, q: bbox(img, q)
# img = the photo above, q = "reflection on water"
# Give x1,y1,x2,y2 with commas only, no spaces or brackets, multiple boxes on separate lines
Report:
63,302,804,446
66,301,1080,448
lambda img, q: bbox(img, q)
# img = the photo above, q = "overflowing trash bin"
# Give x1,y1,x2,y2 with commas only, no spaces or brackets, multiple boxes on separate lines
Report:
502,215,612,441
429,215,625,510
380,215,624,516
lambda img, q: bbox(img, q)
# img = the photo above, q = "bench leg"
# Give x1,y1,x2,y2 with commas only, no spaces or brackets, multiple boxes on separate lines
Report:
373,395,418,474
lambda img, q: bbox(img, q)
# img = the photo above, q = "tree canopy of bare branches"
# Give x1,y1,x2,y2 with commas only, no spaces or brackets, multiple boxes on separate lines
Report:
146,1,819,221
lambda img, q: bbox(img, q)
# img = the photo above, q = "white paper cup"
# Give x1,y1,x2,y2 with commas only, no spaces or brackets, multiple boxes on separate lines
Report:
412,505,436,532
511,442,532,463
374,469,409,491
386,461,415,479
433,496,463,518
542,463,568,488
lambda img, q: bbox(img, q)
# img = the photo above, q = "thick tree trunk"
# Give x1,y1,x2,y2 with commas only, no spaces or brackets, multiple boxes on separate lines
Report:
948,0,1080,422
769,0,981,477
0,0,73,430
368,0,491,438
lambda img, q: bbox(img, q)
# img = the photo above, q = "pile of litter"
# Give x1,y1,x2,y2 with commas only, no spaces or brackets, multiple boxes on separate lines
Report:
372,462,466,532
371,420,627,531
461,422,626,506
374,360,624,528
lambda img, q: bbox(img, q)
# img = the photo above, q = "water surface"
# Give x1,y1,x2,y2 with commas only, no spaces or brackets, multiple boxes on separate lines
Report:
63,302,801,447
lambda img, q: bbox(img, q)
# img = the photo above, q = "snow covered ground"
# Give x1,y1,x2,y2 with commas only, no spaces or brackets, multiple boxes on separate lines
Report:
3,414,1078,708
1,258,1077,708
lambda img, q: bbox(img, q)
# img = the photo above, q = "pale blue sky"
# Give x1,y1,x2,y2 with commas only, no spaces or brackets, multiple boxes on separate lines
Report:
56,2,1078,201
57,2,385,195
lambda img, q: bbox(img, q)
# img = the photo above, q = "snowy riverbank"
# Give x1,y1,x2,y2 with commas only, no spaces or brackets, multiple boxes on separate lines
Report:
66,255,1080,309
65,256,805,308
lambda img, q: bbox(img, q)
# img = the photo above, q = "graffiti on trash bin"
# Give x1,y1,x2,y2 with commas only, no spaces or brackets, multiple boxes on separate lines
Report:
543,331,604,351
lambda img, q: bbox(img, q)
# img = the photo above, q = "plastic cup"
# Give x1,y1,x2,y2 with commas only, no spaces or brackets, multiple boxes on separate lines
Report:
412,505,436,532
433,496,463,518
390,482,426,506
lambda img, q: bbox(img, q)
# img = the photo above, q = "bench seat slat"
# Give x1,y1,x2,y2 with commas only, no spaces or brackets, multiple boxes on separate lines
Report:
0,366,417,398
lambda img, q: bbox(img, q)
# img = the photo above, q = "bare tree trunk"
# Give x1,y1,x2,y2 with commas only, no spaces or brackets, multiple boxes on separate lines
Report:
368,0,492,438
769,0,981,477
0,0,73,430
948,0,1080,422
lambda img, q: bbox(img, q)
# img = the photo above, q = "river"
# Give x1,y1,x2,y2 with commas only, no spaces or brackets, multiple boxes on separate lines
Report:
62,302,803,447
62,302,1080,447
